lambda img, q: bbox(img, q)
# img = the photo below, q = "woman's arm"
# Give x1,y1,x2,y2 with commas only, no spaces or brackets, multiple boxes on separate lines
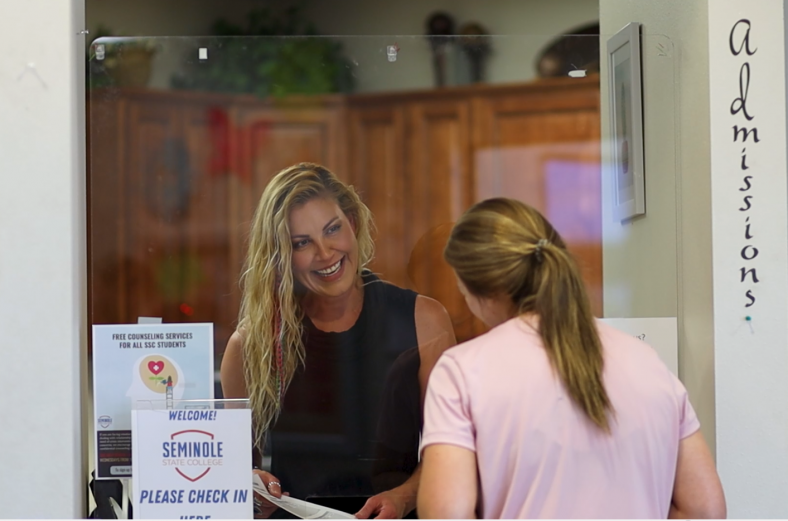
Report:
383,297,456,513
221,331,287,519
669,430,726,518
220,331,248,399
356,466,422,519
415,295,457,405
418,444,478,519
356,297,457,519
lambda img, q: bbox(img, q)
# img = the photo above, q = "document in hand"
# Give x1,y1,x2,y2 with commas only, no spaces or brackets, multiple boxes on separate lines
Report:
252,474,355,519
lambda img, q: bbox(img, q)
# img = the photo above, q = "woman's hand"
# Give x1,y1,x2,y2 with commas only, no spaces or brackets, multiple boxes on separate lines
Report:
355,489,408,519
252,469,287,519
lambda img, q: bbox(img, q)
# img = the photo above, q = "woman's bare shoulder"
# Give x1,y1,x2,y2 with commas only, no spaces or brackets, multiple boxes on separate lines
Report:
415,296,456,356
415,295,452,328
220,330,248,398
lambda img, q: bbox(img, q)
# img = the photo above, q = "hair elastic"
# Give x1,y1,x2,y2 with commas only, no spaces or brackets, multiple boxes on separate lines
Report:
534,238,550,263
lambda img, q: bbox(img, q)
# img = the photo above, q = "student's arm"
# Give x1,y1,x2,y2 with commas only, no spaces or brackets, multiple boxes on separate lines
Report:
418,350,478,519
669,430,726,519
418,444,478,519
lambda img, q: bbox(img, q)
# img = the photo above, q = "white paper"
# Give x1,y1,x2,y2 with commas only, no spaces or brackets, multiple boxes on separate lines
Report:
252,474,354,519
600,317,678,374
108,498,126,520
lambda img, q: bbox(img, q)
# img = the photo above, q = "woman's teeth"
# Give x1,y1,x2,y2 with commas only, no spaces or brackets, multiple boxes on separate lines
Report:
316,259,342,276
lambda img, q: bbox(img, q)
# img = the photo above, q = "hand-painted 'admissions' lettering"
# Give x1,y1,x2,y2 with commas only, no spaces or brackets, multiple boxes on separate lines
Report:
730,19,760,308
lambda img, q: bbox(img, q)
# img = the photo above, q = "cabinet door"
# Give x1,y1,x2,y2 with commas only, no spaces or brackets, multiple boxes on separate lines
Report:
91,97,226,328
89,96,124,327
347,104,408,288
178,102,237,344
406,100,485,341
472,79,603,315
122,99,187,323
229,102,347,294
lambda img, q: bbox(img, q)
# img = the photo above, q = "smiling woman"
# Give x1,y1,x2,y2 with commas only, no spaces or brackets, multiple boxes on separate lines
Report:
289,197,361,306
219,163,456,519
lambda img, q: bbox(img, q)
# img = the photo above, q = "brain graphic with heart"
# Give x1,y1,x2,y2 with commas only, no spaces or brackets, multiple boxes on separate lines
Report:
138,354,180,393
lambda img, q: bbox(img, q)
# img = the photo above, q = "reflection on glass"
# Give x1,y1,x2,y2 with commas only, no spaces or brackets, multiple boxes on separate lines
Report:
88,35,607,510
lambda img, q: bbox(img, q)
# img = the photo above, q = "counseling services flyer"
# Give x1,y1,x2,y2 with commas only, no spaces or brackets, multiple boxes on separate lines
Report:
92,323,214,479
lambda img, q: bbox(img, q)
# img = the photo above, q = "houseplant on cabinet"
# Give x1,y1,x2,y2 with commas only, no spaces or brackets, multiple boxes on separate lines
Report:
170,6,354,97
88,25,158,89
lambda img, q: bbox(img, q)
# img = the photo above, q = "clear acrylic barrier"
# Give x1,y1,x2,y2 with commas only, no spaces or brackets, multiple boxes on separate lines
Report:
133,398,251,410
88,32,678,503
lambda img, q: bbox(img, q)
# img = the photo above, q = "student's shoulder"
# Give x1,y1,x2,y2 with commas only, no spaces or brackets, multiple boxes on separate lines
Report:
441,318,528,365
595,319,653,351
595,319,669,369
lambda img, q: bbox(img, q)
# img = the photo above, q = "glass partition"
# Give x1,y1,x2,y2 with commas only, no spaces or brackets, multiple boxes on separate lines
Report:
88,32,677,502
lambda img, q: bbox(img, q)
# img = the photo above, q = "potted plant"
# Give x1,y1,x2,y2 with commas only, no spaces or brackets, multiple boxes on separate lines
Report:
170,6,354,97
88,25,159,89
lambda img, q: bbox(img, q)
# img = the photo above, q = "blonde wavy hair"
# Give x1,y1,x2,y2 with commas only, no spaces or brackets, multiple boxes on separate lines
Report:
238,163,375,447
444,198,613,432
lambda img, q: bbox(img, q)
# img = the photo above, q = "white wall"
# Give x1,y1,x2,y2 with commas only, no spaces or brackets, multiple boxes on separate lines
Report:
86,0,254,36
86,0,261,90
599,0,716,454
0,0,87,518
303,0,599,91
85,0,599,92
708,1,788,516
602,0,788,516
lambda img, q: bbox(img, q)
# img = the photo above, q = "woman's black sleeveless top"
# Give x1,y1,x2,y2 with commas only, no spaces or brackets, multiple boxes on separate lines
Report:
270,272,422,500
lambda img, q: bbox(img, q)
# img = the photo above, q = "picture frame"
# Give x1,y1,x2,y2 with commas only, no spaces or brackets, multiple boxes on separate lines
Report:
607,22,645,222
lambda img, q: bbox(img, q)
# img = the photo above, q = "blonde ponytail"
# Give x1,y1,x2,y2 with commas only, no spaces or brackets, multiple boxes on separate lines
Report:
444,198,613,432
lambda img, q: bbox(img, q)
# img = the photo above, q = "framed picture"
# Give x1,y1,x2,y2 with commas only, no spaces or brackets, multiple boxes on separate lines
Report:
607,22,645,221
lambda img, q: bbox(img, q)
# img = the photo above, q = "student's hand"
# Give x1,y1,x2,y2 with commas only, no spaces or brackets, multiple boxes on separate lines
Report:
252,469,288,519
355,490,407,519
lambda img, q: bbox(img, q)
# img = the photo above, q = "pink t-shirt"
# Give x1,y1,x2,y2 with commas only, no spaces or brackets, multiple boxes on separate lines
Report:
422,318,700,519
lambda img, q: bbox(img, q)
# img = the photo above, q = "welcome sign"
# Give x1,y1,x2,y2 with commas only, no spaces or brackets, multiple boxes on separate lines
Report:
132,404,253,519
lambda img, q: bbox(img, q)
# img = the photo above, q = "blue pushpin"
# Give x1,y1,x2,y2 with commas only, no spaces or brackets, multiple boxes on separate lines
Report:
745,316,754,333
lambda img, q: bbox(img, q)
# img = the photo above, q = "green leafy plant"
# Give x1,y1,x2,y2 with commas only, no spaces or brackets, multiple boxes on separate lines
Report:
171,6,354,97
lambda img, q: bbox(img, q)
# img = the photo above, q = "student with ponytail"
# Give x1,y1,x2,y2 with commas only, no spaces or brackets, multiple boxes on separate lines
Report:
418,198,725,519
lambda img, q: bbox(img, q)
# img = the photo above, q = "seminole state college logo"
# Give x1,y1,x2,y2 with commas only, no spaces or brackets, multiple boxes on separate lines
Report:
163,429,224,482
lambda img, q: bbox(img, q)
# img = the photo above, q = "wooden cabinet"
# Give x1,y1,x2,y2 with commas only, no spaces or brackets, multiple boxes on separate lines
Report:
229,97,347,308
347,95,485,341
406,99,481,341
347,105,408,288
89,76,601,352
346,76,601,341
89,89,347,353
472,78,603,316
